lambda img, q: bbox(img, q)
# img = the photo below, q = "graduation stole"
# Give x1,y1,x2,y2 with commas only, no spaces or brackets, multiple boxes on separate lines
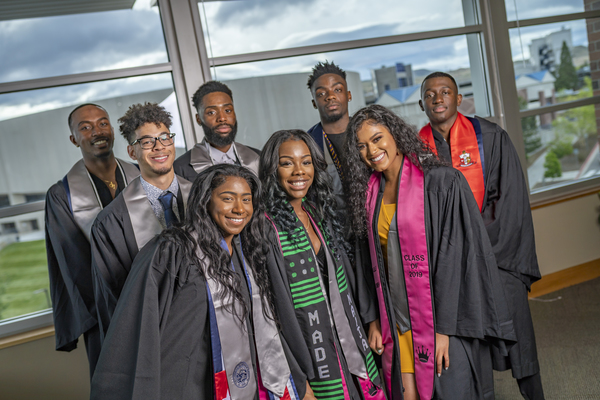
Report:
365,156,435,400
267,208,385,400
323,131,344,180
419,112,485,211
200,238,299,400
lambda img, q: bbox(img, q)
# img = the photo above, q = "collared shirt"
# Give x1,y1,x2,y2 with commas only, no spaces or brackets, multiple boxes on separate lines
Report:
205,140,239,165
140,175,180,229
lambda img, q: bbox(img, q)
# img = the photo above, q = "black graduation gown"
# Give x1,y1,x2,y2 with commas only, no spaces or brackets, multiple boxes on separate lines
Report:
91,236,307,400
368,166,516,399
264,222,378,397
431,117,541,378
90,185,186,342
45,170,128,377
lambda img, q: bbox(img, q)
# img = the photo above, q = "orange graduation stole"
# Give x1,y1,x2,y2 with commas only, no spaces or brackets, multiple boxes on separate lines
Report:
419,113,485,211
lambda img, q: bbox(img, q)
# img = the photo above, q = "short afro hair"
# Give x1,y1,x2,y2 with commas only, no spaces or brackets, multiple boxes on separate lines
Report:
420,72,459,96
68,103,108,132
118,102,172,144
191,81,233,111
307,61,346,90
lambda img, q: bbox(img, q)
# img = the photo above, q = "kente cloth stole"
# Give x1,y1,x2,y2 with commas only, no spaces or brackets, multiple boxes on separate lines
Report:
267,209,385,400
365,156,435,400
419,112,486,211
323,131,344,180
202,238,299,400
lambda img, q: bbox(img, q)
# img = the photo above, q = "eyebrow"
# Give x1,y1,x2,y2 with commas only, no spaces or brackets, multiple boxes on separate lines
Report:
77,117,109,128
138,132,169,139
205,103,233,110
279,154,312,160
218,190,252,196
315,81,344,91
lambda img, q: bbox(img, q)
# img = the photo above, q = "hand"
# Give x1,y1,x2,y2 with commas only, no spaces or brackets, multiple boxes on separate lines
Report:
303,381,317,400
368,319,384,355
435,333,449,377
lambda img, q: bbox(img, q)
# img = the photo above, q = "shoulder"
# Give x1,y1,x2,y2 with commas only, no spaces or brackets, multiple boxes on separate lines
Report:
94,193,126,225
46,181,67,202
425,165,462,191
173,148,194,167
235,142,261,158
474,116,507,139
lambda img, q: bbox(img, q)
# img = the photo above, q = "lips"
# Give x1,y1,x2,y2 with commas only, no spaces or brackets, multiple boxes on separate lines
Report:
215,124,232,134
288,180,308,190
92,137,111,146
226,216,245,225
370,152,385,163
150,154,169,163
433,105,447,113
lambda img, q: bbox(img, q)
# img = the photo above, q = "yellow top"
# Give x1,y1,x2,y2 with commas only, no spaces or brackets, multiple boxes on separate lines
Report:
378,202,396,276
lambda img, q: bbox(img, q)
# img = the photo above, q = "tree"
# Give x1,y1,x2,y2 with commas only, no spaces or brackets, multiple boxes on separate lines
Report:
553,77,596,141
519,97,542,155
554,41,578,92
544,150,562,178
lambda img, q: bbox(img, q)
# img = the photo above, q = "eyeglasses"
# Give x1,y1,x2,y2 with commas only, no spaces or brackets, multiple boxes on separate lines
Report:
130,132,176,149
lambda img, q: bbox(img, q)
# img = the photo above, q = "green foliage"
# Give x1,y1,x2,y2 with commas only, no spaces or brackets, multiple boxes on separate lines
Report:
544,151,562,178
0,240,50,320
554,41,578,92
550,138,573,159
553,77,596,141
519,97,542,155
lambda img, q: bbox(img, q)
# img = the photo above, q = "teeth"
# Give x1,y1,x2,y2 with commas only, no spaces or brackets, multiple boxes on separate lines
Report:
291,181,305,187
228,218,243,223
372,153,385,162
95,140,106,145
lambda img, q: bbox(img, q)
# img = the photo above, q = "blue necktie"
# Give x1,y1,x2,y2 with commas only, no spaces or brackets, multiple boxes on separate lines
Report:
158,192,177,228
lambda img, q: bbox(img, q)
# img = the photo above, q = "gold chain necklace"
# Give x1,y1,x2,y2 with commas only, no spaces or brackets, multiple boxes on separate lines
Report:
102,179,117,190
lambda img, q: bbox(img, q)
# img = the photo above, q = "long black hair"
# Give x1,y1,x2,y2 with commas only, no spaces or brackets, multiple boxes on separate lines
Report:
158,164,273,323
259,129,350,257
342,104,446,238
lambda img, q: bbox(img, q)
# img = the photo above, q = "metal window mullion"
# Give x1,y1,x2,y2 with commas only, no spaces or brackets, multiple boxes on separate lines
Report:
0,63,174,95
507,10,600,29
530,176,600,206
519,96,600,118
208,25,484,67
0,201,45,219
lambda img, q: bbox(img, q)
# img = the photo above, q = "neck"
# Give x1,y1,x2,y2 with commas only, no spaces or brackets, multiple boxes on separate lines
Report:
431,112,458,143
321,113,350,135
209,141,233,153
382,153,404,195
142,169,175,191
83,153,117,179
223,234,234,255
289,198,304,217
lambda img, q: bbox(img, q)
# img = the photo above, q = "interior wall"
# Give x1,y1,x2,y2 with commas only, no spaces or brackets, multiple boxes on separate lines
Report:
0,336,89,400
532,193,600,275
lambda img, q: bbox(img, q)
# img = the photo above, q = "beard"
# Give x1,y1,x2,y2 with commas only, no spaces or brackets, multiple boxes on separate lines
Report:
202,121,238,148
320,109,345,124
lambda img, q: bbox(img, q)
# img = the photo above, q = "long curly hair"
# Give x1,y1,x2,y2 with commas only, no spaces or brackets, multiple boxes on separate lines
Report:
259,129,351,258
158,164,274,323
342,104,445,238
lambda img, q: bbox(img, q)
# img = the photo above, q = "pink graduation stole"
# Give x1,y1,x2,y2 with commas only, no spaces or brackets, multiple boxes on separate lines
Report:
419,112,485,211
366,156,435,399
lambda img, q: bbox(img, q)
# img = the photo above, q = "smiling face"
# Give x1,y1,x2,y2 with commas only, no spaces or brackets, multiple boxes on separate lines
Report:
419,76,462,126
311,73,352,124
208,176,254,243
127,122,176,179
356,121,402,173
277,139,314,205
69,105,115,160
196,91,238,149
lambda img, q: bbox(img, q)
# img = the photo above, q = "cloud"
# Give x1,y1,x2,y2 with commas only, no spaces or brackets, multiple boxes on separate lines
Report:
208,0,318,27
0,8,167,83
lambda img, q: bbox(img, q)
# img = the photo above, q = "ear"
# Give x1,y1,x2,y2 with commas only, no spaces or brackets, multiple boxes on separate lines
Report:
419,100,425,112
348,91,352,102
127,145,137,161
69,134,79,147
195,113,202,125
312,99,317,109
457,94,463,108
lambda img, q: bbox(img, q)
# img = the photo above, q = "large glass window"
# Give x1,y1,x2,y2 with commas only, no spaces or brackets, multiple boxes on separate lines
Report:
505,0,585,22
0,7,168,83
198,0,475,58
210,34,489,149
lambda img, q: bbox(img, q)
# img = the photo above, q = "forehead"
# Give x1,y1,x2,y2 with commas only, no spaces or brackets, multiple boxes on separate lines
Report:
214,176,252,195
72,105,109,125
201,91,233,109
313,73,347,91
357,121,391,140
422,77,457,93
279,138,310,156
134,122,169,138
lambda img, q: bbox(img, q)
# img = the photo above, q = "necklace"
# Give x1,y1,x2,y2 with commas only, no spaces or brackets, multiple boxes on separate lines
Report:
102,179,117,190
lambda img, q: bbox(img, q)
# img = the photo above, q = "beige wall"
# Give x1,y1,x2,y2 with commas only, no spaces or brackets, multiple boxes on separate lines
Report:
0,336,89,400
532,193,600,275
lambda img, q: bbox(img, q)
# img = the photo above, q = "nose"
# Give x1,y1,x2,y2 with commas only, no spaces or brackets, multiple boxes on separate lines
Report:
152,137,166,150
366,142,377,157
432,92,442,104
232,198,245,214
216,110,226,122
292,162,306,176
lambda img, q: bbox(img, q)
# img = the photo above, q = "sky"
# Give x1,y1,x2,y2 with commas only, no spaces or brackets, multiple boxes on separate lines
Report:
0,0,588,121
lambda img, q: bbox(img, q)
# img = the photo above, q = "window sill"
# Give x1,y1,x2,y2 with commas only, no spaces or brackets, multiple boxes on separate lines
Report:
0,325,54,350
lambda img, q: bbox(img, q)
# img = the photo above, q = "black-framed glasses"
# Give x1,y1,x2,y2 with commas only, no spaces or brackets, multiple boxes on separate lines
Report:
130,132,176,149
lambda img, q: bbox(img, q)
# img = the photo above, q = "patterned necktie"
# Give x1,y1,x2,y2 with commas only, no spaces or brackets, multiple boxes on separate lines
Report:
158,192,177,228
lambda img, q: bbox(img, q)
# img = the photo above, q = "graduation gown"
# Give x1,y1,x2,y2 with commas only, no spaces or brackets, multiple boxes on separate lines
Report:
90,175,192,342
44,158,139,376
428,117,542,378
367,165,516,399
91,236,307,400
173,139,260,182
265,220,380,399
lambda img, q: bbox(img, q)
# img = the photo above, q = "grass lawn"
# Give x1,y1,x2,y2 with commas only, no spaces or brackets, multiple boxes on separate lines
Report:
0,239,50,320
